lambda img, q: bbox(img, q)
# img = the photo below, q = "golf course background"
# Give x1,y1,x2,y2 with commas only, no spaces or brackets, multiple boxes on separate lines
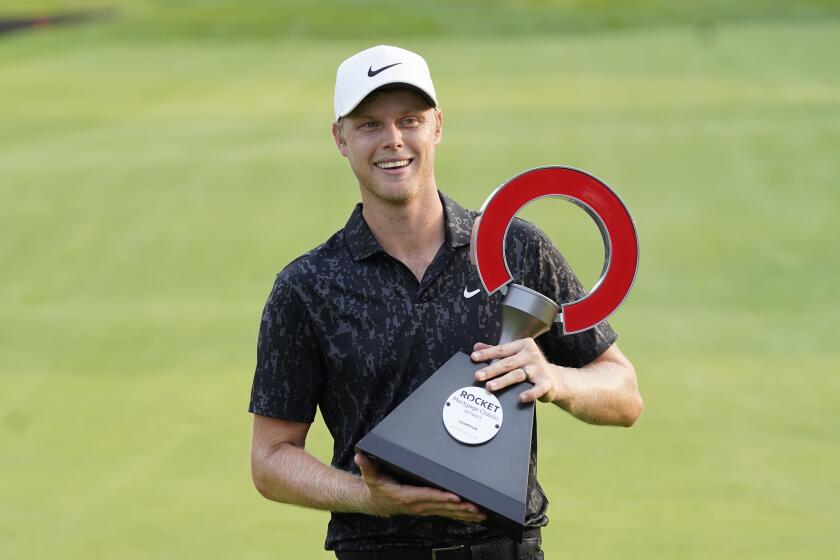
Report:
1,1,838,558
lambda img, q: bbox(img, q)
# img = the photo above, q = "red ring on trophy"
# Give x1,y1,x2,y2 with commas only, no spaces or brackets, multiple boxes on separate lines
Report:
471,166,639,334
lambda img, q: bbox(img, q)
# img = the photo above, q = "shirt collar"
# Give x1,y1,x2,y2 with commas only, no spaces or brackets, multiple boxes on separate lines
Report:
441,191,473,249
343,190,474,261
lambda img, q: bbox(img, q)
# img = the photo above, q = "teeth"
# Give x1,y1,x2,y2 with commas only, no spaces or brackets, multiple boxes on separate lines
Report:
376,159,411,169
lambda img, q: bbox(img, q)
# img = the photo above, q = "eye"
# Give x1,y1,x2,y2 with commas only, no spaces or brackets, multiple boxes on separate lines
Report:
400,116,420,126
360,121,378,130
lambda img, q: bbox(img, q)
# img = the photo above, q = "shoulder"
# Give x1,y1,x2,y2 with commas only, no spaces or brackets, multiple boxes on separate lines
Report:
503,217,551,261
268,229,346,303
278,230,343,277
506,217,546,244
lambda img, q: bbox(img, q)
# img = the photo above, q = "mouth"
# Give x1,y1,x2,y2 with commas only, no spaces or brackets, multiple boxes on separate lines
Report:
374,158,414,170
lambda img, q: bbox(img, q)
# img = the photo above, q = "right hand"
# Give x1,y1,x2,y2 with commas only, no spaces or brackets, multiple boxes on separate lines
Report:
355,453,486,524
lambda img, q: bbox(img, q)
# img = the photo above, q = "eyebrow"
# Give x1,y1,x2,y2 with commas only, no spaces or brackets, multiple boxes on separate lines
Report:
350,106,431,121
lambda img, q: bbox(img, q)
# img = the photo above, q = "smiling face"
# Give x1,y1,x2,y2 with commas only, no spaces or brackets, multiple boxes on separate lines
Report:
332,88,442,206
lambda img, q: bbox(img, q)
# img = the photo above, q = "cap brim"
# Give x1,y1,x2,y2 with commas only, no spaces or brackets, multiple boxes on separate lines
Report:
337,82,437,119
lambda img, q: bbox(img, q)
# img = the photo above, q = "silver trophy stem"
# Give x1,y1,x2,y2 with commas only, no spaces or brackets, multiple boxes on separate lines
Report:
497,284,560,346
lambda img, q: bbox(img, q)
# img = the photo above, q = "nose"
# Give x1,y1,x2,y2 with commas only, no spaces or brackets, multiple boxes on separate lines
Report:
381,121,404,150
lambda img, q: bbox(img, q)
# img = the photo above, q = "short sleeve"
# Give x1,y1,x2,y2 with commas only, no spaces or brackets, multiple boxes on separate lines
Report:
528,228,618,368
248,271,325,423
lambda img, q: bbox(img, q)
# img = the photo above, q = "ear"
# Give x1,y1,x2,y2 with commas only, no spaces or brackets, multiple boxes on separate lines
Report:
433,108,443,146
332,121,349,157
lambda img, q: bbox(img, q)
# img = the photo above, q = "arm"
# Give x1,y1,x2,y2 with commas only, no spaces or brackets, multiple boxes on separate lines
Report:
471,340,643,427
250,414,485,522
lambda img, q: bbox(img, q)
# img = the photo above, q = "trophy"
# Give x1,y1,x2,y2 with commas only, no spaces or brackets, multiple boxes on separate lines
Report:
356,166,639,541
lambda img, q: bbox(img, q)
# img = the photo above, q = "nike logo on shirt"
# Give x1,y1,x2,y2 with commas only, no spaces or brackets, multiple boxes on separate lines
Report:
463,287,481,299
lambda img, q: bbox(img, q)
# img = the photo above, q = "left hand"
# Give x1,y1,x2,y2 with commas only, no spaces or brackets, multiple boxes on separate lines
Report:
470,338,565,404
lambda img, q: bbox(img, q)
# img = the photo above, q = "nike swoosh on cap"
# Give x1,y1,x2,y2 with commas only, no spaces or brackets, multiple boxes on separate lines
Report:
463,287,481,299
368,62,402,77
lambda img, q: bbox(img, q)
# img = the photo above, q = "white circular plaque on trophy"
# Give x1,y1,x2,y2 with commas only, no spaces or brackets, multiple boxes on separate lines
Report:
442,386,504,445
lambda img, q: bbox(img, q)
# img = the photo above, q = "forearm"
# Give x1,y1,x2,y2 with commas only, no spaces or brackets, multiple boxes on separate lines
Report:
251,431,485,523
252,442,370,513
551,356,643,427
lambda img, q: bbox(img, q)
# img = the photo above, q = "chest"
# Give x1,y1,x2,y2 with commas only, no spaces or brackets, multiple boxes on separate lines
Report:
311,249,504,384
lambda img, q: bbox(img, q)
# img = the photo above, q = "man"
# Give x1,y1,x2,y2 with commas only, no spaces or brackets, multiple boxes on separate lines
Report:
249,45,643,559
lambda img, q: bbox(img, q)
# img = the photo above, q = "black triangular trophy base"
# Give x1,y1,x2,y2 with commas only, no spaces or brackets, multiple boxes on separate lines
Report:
356,351,534,542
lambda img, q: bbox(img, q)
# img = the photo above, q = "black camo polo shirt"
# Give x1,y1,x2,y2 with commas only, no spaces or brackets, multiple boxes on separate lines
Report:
249,191,617,551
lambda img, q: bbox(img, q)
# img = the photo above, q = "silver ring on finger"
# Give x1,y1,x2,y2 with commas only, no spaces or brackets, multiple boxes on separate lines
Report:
522,366,531,383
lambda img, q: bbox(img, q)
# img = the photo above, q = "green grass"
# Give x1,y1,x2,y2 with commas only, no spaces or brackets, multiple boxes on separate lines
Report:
1,13,839,560
2,0,840,38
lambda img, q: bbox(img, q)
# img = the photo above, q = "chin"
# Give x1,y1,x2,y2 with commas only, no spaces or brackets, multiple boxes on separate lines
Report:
363,181,422,205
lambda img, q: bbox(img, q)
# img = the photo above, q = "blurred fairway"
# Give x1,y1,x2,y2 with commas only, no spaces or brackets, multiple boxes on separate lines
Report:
1,3,839,559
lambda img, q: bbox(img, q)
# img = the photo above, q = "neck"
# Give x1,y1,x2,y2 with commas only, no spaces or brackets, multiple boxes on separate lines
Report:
361,186,445,280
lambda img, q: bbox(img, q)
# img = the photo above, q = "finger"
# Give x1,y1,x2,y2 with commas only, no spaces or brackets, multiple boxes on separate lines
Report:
409,500,480,515
518,379,552,403
447,509,487,523
475,355,526,382
355,453,388,487
444,511,487,524
413,505,486,523
485,367,529,392
389,484,462,505
470,338,528,362
354,453,376,482
472,342,493,352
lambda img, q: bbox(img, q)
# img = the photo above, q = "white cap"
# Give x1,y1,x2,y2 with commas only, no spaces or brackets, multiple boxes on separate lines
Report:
334,45,438,121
